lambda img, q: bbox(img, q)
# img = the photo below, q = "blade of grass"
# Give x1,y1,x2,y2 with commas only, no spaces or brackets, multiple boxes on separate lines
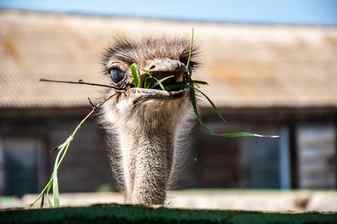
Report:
31,94,116,208
185,29,278,139
40,188,45,208
185,29,212,133
130,63,141,87
151,76,166,90
46,183,53,207
143,76,152,89
46,192,53,207
186,29,194,72
186,29,206,130
192,88,278,138
52,173,59,207
219,132,279,138
51,142,68,207
194,87,227,124
50,139,72,207
152,75,175,90
30,177,53,207
142,70,153,88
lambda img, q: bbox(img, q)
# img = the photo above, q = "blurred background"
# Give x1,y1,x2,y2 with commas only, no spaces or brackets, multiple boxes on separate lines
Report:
0,0,336,211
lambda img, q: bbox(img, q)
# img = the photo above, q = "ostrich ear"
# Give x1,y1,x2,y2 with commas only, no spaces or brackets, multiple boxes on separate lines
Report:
179,46,200,71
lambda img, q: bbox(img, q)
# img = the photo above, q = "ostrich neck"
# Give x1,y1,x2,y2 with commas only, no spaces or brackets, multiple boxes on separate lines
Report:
118,110,177,205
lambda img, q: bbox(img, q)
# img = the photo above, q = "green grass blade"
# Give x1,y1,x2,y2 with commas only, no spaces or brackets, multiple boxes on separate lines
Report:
51,144,65,207
193,88,278,138
52,172,59,207
130,63,141,87
153,77,165,90
185,29,213,134
46,193,52,207
153,75,175,89
186,28,194,71
185,30,278,139
29,178,53,207
45,183,53,207
189,86,200,120
217,132,279,138
186,29,198,116
194,88,227,124
143,76,151,89
142,70,153,88
31,107,96,208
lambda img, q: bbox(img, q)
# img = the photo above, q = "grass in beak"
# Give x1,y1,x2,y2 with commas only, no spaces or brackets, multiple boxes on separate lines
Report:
130,64,176,91
152,75,175,90
129,29,278,139
130,63,141,88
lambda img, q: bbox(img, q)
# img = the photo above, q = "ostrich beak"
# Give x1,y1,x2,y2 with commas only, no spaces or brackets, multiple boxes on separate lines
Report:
144,58,187,82
129,88,187,101
129,58,188,99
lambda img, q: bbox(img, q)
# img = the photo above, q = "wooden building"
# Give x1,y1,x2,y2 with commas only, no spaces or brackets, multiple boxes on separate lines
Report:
0,11,336,196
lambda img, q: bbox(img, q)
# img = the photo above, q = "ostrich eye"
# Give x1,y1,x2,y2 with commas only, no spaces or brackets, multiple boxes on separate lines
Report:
109,67,125,83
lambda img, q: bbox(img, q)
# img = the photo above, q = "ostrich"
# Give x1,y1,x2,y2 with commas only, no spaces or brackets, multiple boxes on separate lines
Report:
100,37,199,206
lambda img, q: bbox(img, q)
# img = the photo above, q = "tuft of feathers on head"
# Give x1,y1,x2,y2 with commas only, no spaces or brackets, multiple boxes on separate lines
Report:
102,36,199,74
102,37,137,66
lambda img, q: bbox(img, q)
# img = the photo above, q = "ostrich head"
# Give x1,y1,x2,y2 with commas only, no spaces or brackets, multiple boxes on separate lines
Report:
101,37,198,205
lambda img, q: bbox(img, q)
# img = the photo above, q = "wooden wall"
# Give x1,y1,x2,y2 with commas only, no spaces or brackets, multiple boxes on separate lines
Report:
0,113,113,195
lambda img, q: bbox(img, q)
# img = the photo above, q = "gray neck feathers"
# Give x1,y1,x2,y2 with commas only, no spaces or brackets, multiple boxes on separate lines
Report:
119,112,175,204
102,95,191,205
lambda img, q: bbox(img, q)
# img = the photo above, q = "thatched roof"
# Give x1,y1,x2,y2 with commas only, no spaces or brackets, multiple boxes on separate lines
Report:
1,11,337,109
